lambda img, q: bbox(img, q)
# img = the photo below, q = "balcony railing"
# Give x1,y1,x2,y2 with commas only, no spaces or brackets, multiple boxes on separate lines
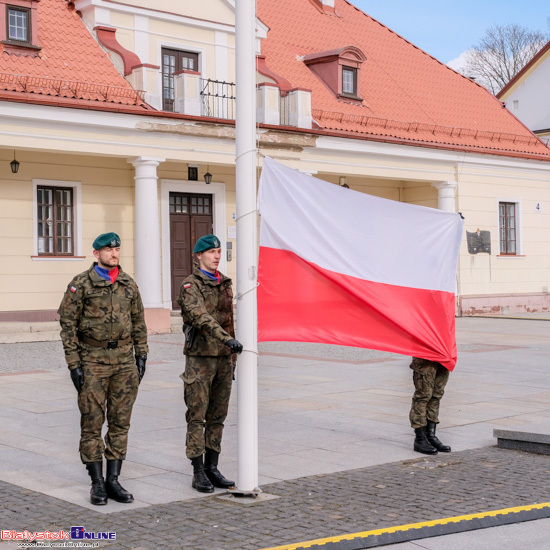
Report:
200,78,235,120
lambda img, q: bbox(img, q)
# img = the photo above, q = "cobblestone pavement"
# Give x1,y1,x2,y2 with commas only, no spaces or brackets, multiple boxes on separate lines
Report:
2,446,550,550
0,336,485,373
2,317,550,549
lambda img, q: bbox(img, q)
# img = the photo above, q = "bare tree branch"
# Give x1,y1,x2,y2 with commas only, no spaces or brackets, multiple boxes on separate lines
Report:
459,24,549,95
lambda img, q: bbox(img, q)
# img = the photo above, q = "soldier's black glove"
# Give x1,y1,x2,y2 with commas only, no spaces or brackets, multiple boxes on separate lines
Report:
136,356,147,383
70,366,84,394
226,339,243,354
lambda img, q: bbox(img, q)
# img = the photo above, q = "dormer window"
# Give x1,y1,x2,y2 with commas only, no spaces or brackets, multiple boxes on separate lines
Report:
1,0,41,50
304,46,366,103
8,5,30,43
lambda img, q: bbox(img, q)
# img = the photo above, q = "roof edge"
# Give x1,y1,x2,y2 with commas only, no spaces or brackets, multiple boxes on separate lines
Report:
498,41,550,98
95,26,142,76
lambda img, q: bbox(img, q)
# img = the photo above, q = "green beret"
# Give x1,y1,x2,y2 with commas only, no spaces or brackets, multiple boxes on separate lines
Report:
93,232,121,250
193,234,221,253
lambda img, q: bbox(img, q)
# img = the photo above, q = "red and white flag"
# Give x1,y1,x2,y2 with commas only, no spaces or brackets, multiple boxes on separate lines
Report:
257,157,464,371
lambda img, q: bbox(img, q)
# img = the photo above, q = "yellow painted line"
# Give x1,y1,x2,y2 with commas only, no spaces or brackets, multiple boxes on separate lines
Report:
259,502,550,550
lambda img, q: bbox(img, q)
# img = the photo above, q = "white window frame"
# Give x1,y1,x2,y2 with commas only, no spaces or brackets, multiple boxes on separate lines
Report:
342,66,356,95
160,178,226,308
497,198,523,256
32,179,83,260
7,6,30,42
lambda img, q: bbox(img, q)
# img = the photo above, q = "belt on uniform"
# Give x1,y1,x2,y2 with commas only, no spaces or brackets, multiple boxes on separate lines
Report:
79,334,132,349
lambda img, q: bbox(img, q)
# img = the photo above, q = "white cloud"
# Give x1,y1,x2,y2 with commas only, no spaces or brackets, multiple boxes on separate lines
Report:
446,50,471,72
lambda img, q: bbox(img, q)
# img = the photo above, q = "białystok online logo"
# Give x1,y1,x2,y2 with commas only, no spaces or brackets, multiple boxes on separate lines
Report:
2,527,115,542
70,526,116,540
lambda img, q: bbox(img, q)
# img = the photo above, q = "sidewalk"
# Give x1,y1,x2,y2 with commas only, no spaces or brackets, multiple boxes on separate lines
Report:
1,316,550,549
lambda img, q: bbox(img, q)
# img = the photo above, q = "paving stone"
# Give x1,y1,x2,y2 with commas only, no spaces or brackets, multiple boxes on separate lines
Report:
1,446,550,549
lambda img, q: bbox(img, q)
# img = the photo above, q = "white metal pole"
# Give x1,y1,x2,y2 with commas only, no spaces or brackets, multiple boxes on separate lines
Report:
234,0,259,494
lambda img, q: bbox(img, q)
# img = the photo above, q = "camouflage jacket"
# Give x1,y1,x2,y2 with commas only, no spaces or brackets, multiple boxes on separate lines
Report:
177,268,235,357
57,263,148,370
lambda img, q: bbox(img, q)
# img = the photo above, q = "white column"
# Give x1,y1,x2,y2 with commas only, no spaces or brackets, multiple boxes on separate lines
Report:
256,84,280,125
134,15,149,63
174,72,201,116
288,89,312,129
128,156,165,308
432,181,457,212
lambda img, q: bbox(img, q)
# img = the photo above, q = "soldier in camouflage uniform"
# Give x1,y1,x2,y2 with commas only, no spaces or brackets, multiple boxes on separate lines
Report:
409,357,451,455
177,234,243,493
58,232,148,505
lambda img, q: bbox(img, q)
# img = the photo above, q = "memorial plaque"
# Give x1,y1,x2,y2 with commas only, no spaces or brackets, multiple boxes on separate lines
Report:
466,229,491,254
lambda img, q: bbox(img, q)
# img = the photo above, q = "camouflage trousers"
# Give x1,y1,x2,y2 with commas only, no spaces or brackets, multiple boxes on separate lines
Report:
78,361,139,464
409,357,450,429
181,355,233,460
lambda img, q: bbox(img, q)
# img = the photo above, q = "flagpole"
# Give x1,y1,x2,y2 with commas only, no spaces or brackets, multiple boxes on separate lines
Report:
233,0,259,495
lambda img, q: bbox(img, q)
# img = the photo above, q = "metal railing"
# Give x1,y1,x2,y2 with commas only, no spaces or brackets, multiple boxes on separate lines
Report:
200,78,236,120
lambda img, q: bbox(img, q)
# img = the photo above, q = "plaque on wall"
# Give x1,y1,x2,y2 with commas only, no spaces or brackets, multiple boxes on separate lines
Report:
466,229,491,254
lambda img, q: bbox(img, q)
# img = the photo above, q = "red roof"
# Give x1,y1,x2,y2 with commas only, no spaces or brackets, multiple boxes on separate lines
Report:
257,0,550,159
0,0,148,108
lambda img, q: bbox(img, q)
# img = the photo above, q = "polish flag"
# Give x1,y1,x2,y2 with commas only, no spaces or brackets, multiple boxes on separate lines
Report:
257,157,464,371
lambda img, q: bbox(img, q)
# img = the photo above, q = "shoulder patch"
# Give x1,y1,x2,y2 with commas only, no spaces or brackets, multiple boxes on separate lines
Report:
70,286,77,293
183,283,191,289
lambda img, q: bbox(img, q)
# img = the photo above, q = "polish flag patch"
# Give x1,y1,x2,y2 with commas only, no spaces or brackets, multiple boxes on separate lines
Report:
70,286,77,293
183,283,191,289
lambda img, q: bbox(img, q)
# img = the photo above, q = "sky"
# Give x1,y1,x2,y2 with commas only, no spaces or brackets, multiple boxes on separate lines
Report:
351,0,549,69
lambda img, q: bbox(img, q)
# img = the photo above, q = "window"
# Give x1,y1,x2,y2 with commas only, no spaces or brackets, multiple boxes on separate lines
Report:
342,67,357,96
7,6,30,43
499,202,516,255
191,195,211,214
161,48,199,111
37,186,74,255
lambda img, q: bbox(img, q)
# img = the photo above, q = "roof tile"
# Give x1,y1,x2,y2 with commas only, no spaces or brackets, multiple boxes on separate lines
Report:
257,0,550,158
0,0,147,108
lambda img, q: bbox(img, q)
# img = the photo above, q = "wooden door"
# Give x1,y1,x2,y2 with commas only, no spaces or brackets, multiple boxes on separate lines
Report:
169,192,213,308
161,48,199,112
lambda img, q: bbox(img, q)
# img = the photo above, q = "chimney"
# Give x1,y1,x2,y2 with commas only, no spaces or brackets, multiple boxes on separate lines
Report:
315,0,335,14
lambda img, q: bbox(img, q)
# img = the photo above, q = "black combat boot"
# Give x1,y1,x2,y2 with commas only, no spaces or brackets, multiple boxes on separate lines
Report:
191,456,215,493
426,421,451,453
85,462,108,505
105,459,134,503
414,427,438,455
204,448,235,489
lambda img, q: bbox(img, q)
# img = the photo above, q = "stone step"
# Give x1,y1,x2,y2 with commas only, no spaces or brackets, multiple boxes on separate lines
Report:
0,316,183,344
0,322,61,344
494,422,550,455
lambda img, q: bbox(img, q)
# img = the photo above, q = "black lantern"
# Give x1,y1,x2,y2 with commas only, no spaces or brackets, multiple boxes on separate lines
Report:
10,151,20,174
204,166,212,185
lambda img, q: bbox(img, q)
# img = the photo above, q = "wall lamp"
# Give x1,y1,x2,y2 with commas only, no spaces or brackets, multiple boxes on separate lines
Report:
204,166,212,185
10,151,20,174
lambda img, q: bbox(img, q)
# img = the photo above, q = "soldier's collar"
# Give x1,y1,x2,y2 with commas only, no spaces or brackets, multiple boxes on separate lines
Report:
89,263,129,285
